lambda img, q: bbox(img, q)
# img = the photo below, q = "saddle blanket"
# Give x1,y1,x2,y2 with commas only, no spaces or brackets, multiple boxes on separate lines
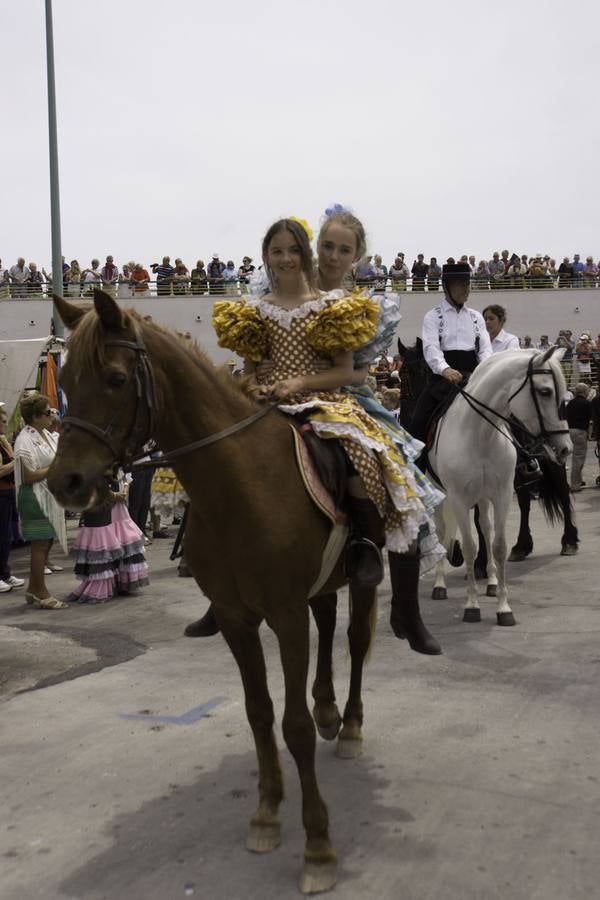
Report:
289,425,349,598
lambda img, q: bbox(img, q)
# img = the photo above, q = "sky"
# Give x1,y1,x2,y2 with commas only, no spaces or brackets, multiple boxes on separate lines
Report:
3,0,600,272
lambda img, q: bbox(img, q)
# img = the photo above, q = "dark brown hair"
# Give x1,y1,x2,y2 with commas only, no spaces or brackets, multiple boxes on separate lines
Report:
482,304,507,324
262,219,317,293
20,393,50,424
318,211,367,261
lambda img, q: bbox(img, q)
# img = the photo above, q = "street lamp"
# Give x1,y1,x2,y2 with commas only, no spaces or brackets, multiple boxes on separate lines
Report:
45,0,64,337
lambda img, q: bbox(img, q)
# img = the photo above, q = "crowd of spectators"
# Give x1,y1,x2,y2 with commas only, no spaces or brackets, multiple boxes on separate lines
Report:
354,251,600,292
0,253,257,299
2,249,600,299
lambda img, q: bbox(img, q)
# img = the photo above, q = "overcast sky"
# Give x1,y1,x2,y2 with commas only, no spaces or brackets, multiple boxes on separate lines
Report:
3,0,600,272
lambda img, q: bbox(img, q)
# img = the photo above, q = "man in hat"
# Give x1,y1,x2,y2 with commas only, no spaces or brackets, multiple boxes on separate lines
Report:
565,383,591,491
411,261,493,445
207,253,225,294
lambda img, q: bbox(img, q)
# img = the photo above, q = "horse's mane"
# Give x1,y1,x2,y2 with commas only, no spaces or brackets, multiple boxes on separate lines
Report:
67,306,256,410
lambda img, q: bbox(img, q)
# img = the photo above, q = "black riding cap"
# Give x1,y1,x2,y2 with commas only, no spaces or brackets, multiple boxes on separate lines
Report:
442,262,471,284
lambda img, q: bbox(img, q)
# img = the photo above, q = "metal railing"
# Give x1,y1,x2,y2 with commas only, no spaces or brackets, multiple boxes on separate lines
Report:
2,273,600,300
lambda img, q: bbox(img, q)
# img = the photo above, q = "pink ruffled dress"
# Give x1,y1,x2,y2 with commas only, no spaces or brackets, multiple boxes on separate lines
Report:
69,484,149,604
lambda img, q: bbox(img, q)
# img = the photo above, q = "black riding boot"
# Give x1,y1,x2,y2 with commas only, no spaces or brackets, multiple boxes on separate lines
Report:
388,551,442,655
344,497,385,589
184,604,220,637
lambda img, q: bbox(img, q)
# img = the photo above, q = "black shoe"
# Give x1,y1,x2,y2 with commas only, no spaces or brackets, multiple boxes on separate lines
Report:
152,529,170,539
344,538,384,588
344,497,385,588
388,551,442,655
184,605,220,637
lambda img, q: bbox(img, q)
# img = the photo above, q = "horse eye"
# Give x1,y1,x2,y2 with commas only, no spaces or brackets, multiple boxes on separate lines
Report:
538,387,552,397
107,371,127,388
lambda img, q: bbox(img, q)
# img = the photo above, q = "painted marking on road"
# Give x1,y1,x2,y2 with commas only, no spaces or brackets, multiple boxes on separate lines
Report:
119,696,226,725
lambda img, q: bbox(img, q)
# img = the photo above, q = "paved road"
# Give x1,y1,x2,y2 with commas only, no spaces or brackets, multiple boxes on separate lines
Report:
1,461,599,900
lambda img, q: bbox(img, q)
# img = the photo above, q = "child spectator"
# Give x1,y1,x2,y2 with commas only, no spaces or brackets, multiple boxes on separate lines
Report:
69,472,148,603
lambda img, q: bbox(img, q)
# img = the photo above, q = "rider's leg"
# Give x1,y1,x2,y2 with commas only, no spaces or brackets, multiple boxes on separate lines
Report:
344,476,385,589
388,542,442,655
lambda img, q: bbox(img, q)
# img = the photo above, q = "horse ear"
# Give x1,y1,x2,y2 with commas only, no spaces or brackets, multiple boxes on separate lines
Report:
397,337,405,353
53,294,87,329
93,288,124,331
541,345,556,363
416,337,423,354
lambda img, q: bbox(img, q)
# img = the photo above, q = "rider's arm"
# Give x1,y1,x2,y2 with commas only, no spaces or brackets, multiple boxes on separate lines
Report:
293,350,355,392
347,366,368,386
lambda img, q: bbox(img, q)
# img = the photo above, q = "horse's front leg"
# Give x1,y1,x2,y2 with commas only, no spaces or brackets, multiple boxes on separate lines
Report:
275,606,337,894
493,489,516,626
217,612,284,853
452,503,480,622
476,500,498,598
309,592,342,741
336,585,376,759
431,557,448,599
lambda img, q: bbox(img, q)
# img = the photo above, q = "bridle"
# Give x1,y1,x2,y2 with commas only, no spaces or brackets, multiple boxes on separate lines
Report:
61,321,275,469
449,353,569,457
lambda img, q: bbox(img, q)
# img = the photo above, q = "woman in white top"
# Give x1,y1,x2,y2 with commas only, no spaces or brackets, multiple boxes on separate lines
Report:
483,304,520,353
14,394,68,609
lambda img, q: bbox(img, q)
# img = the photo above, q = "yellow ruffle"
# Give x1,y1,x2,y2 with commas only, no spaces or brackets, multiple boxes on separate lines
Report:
212,300,269,363
306,290,379,355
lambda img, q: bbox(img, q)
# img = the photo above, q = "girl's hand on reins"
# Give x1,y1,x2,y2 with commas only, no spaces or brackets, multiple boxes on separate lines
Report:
265,378,304,400
256,359,275,380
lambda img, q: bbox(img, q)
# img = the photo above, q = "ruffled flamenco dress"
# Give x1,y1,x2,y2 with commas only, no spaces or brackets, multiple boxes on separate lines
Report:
69,494,149,604
213,288,445,569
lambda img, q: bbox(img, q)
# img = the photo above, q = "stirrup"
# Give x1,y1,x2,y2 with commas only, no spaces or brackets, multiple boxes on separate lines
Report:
344,538,384,588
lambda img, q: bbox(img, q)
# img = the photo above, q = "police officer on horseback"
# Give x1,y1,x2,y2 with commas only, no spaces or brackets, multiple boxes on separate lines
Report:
411,261,493,443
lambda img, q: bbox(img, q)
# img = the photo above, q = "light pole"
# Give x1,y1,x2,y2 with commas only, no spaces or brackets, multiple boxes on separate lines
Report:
45,0,64,337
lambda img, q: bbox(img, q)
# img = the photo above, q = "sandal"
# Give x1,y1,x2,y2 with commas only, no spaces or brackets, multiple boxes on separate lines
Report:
27,593,69,610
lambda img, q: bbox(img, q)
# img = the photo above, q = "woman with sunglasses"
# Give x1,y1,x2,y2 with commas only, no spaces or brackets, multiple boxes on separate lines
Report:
14,394,68,609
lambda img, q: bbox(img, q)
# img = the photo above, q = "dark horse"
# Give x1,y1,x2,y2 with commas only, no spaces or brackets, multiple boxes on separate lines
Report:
48,291,381,895
396,337,578,564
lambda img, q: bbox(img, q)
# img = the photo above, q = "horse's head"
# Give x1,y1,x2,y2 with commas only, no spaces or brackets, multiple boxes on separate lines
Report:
508,347,572,465
48,290,155,511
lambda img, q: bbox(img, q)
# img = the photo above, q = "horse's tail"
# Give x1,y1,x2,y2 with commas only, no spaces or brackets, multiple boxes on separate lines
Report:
537,456,572,527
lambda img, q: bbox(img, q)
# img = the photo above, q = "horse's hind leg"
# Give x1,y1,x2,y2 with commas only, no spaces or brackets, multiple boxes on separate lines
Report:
276,607,337,893
218,615,284,853
558,462,579,555
509,489,533,561
476,500,498,598
336,585,376,759
309,592,342,741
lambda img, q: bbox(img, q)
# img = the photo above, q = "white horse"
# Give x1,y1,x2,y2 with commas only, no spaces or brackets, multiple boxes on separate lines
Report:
428,347,572,625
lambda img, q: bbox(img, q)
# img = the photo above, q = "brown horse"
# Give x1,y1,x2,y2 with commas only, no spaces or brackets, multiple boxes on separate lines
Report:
48,290,379,895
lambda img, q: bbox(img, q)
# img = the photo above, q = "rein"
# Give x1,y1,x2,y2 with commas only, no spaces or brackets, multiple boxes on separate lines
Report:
61,322,277,469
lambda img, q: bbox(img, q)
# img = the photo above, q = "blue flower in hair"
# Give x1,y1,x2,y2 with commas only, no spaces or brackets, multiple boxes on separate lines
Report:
324,202,350,217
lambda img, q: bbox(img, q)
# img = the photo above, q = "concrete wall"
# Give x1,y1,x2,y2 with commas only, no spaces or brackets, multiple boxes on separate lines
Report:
1,288,598,363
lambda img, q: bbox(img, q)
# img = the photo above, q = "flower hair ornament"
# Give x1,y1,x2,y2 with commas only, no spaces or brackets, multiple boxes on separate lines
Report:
288,216,314,242
324,202,351,217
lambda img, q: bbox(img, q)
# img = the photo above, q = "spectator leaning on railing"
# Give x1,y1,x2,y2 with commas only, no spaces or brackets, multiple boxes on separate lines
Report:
9,258,30,298
389,255,409,291
191,260,208,295
488,252,504,289
151,257,175,296
207,253,225,294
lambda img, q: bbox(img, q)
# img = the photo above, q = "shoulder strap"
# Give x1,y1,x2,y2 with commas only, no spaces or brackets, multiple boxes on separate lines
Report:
469,309,481,353
435,306,443,345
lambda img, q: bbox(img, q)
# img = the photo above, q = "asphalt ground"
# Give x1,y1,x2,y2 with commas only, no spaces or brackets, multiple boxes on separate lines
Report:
1,453,599,900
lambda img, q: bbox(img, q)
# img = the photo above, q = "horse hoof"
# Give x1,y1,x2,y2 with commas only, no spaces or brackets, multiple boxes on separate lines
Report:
463,608,481,623
431,587,447,600
560,544,578,557
335,737,363,759
486,584,497,597
508,547,530,562
497,611,516,627
246,821,281,853
315,714,342,742
300,860,337,894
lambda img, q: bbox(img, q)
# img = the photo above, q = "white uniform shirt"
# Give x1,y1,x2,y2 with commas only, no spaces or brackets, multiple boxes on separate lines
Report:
422,297,493,376
491,328,520,353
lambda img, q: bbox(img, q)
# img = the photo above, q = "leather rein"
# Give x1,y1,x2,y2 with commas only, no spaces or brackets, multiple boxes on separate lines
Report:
61,322,276,470
446,354,569,457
